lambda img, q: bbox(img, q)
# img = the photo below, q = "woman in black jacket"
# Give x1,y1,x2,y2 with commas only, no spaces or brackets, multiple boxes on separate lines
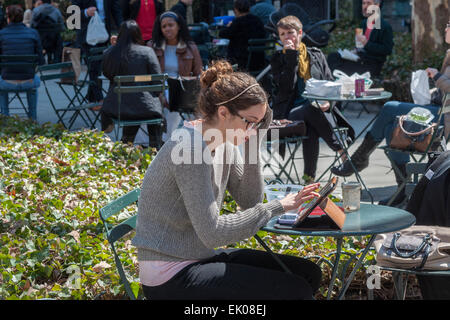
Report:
101,20,164,148
271,16,354,182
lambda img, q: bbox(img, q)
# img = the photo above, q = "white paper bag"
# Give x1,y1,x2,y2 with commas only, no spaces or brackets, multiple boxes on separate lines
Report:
305,79,342,97
410,70,431,105
86,12,109,46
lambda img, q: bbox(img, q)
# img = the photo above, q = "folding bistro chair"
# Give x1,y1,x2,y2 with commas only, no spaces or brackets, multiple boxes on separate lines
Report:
246,38,276,77
99,188,142,300
112,74,168,149
380,93,450,206
0,55,39,119
78,46,109,105
38,62,99,129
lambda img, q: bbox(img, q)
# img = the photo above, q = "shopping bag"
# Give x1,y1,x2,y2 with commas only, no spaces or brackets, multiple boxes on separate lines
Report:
332,69,373,96
60,47,81,83
86,12,109,46
410,70,431,105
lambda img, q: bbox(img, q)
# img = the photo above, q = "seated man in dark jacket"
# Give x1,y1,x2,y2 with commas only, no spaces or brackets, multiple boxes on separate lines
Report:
218,0,266,72
0,5,44,121
271,15,354,182
327,0,393,77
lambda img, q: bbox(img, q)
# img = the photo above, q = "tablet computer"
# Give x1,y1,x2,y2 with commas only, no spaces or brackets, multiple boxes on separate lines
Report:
291,176,339,227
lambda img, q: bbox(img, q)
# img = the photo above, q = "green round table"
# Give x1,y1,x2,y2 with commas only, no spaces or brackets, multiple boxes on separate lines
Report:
254,203,416,300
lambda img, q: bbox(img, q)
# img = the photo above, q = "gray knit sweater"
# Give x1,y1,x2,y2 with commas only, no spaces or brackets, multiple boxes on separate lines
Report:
132,124,286,262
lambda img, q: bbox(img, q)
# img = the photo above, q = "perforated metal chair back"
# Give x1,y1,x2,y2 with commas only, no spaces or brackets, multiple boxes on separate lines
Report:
99,188,141,300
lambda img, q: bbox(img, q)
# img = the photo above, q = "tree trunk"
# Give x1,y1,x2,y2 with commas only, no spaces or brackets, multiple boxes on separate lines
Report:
411,0,449,63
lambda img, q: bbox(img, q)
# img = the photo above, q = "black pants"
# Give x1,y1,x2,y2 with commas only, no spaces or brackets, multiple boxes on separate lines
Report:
327,52,383,77
39,31,63,64
82,41,107,103
142,249,322,300
287,103,342,178
100,112,163,148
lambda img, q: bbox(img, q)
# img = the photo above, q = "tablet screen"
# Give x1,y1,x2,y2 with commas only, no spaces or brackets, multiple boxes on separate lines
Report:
293,177,338,226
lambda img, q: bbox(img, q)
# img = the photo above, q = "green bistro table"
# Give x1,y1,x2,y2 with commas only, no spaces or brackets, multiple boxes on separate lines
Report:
302,92,392,202
253,203,416,300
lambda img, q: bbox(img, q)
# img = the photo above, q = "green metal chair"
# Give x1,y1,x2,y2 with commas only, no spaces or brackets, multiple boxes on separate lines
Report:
98,188,142,300
112,74,168,148
78,46,109,105
246,38,276,77
379,93,450,206
38,62,99,129
0,55,39,119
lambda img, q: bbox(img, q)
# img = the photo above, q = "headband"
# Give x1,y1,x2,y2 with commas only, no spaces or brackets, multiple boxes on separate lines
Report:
215,84,260,106
160,11,179,22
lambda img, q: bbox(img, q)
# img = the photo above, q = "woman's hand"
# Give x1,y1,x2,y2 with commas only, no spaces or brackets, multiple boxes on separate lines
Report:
355,34,367,46
319,101,330,112
279,183,320,212
86,6,97,17
426,67,439,78
283,39,296,51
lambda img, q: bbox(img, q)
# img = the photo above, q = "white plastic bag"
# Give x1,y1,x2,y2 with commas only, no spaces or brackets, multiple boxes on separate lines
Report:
410,70,431,105
305,79,342,97
333,69,373,95
86,12,109,46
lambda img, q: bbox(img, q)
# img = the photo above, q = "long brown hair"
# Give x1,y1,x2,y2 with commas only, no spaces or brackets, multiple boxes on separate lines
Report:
198,60,267,121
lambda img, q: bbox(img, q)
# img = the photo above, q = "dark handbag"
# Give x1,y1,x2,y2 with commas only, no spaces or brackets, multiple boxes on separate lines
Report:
390,115,437,152
266,119,307,140
167,76,200,113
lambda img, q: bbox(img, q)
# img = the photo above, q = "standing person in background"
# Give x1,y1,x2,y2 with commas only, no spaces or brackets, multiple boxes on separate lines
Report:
72,0,123,105
23,0,34,27
121,0,164,42
149,11,203,142
169,0,193,22
31,0,64,64
218,0,266,72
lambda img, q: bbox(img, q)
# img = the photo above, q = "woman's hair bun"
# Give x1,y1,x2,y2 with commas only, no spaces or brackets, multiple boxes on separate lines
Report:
200,60,234,89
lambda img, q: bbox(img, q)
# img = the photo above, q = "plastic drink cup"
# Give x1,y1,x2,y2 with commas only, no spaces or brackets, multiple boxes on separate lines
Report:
355,28,364,49
342,182,361,213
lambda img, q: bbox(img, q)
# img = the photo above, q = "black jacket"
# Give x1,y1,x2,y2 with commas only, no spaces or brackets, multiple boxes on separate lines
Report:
72,0,123,45
359,17,393,64
102,44,163,120
270,47,355,140
121,0,164,21
407,151,450,227
218,13,266,71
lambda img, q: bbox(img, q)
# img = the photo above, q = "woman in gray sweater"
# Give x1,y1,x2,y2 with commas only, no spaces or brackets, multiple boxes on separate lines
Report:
132,60,322,300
